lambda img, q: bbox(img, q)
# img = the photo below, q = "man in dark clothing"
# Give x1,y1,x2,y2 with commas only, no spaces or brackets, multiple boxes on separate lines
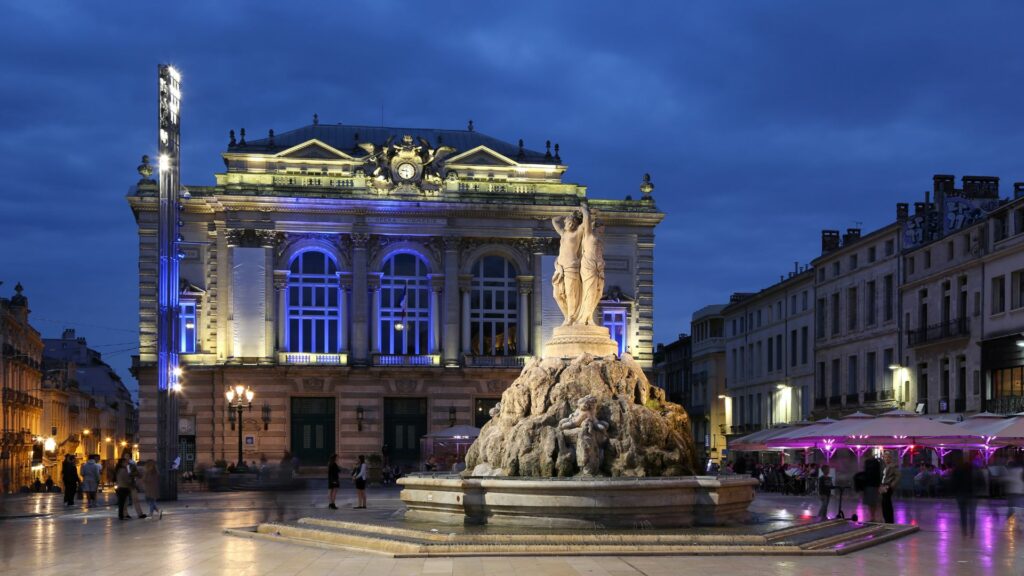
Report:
61,455,80,506
862,456,882,522
952,461,981,537
734,458,747,475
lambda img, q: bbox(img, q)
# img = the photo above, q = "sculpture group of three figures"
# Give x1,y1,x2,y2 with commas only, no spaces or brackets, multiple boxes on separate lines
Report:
552,203,605,327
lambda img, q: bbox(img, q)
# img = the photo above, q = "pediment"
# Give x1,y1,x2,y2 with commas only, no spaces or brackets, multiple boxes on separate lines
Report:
445,145,517,167
275,139,356,161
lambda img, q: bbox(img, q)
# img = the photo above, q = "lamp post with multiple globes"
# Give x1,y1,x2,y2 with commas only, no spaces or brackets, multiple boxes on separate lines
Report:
225,385,254,469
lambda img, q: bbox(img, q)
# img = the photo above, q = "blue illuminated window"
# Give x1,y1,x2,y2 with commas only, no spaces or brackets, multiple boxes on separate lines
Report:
601,307,627,355
470,256,518,355
287,251,341,353
380,253,430,354
179,300,198,353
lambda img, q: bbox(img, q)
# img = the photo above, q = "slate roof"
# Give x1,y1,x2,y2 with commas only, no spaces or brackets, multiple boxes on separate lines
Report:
234,123,557,164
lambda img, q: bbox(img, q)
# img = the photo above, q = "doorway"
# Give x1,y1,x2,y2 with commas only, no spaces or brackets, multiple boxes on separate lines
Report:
383,398,427,467
290,397,336,466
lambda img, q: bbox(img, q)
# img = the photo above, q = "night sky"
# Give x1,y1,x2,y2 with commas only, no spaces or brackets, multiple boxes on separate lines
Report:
3,2,1023,397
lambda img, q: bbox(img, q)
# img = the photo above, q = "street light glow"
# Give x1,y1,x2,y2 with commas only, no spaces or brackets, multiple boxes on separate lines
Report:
159,154,170,172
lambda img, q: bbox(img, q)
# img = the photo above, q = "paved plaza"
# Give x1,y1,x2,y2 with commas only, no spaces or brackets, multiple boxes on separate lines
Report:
0,486,1021,575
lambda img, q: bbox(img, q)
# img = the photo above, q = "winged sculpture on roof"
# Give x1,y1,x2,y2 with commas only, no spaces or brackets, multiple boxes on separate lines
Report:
358,134,455,191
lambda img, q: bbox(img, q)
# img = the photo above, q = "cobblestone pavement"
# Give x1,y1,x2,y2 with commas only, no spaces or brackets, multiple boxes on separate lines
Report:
0,486,1020,575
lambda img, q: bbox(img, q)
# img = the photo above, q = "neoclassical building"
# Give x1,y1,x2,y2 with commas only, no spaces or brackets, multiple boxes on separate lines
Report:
128,120,663,469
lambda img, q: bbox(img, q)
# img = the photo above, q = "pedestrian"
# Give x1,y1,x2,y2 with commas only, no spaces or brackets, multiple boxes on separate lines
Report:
126,454,147,519
327,454,340,510
817,464,835,520
61,454,80,507
279,451,294,481
141,461,162,519
880,451,901,524
114,456,133,520
44,476,53,492
79,455,101,507
861,455,882,522
1004,457,1023,523
952,460,981,537
352,455,367,509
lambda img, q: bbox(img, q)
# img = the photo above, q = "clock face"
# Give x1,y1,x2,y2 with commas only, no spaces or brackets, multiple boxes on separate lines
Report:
397,162,416,180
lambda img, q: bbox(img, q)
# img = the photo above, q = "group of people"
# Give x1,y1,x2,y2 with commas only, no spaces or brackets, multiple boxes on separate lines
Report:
326,454,367,510
49,452,162,521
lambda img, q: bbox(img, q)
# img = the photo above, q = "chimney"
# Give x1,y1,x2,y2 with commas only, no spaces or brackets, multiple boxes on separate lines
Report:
914,202,929,216
843,228,861,245
794,261,800,275
896,202,909,222
933,174,955,196
962,175,999,199
821,230,840,253
1014,182,1024,199
62,328,76,340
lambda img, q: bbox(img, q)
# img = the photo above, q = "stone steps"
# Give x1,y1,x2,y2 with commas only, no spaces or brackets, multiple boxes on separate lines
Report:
225,516,918,557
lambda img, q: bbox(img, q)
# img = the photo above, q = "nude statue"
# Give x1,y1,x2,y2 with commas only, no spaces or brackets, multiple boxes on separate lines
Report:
557,395,608,476
551,207,586,326
575,213,605,326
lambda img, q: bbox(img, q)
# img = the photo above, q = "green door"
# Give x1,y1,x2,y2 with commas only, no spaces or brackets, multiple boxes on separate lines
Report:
383,398,427,467
290,397,335,466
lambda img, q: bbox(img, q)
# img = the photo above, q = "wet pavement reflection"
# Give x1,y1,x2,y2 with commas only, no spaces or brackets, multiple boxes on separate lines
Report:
0,487,1020,575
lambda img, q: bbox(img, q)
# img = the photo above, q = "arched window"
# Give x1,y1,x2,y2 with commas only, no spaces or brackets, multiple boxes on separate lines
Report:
380,253,430,354
287,251,341,353
470,255,518,355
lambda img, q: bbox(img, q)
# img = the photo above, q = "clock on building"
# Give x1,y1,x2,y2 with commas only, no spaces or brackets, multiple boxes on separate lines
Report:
396,162,417,181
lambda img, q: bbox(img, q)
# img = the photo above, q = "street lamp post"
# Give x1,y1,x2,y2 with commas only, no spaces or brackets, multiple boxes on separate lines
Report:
225,385,254,468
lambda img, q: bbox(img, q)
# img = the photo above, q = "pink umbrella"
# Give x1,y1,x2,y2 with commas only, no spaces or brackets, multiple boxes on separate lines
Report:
728,426,795,452
766,412,876,461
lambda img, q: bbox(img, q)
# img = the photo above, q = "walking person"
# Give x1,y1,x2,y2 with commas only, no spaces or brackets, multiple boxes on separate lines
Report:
141,461,162,519
861,455,882,522
327,454,340,510
352,455,367,509
114,456,133,520
817,464,835,520
79,455,101,507
61,454,80,507
880,451,901,524
952,460,981,537
126,454,147,519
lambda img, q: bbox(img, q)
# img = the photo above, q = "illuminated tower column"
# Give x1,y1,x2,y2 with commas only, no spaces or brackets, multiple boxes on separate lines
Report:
368,274,382,355
273,270,288,353
459,275,472,356
441,237,460,367
349,233,369,364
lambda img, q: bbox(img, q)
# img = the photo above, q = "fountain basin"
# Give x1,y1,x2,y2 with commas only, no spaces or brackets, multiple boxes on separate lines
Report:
398,474,758,529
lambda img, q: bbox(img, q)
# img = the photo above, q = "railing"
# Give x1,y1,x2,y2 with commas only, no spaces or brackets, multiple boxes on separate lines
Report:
277,352,348,366
984,395,1024,415
272,175,355,189
863,391,878,402
372,354,441,367
878,389,894,401
908,318,969,347
1,388,43,408
462,355,530,368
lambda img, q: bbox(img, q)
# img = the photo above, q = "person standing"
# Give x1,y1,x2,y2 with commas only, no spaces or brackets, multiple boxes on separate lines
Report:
61,454,80,507
352,455,367,509
327,454,340,510
141,461,162,519
817,464,835,520
114,457,132,520
126,455,146,519
1004,457,1023,523
861,455,882,522
79,455,101,507
880,451,901,524
952,460,980,537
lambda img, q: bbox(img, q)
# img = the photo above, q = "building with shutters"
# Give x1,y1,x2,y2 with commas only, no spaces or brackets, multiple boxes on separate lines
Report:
128,119,663,470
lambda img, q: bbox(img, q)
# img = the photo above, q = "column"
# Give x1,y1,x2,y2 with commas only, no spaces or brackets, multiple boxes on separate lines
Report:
517,276,534,355
531,244,545,357
459,274,472,356
338,272,353,354
350,233,369,365
273,270,289,355
368,273,382,356
442,236,460,367
429,274,444,355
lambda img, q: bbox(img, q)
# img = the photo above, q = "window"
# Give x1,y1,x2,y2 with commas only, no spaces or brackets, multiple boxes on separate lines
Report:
831,293,840,335
866,280,877,326
832,262,840,277
917,363,929,404
994,213,1009,242
884,274,894,321
776,301,783,319
848,356,858,395
992,275,1006,314
1015,207,1024,235
801,326,808,364
776,334,782,370
380,252,430,355
947,241,954,262
179,300,198,353
882,348,894,391
1012,269,1024,310
802,290,808,311
847,287,858,331
287,250,341,353
831,359,841,396
818,268,825,282
963,234,972,256
924,250,932,269
470,256,518,355
849,254,858,270
816,298,827,337
866,352,876,393
602,308,627,356
868,246,877,263
756,310,762,328
908,256,916,275
767,337,773,372
885,239,895,256
818,362,826,398
790,329,797,367
790,294,797,315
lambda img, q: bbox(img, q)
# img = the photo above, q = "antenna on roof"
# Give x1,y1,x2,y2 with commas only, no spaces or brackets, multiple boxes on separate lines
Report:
467,119,474,132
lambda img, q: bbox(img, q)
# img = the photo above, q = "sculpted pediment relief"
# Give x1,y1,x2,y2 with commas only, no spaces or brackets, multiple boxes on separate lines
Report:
446,146,517,167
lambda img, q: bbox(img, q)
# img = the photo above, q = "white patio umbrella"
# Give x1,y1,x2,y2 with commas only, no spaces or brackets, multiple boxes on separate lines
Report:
728,426,795,452
969,415,1024,446
766,412,876,461
839,409,975,460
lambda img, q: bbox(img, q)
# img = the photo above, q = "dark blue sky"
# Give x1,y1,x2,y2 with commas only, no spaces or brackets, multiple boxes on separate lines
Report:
3,2,1023,396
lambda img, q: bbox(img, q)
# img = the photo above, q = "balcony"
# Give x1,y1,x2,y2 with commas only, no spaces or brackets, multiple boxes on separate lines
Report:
908,318,969,348
372,354,441,367
878,389,894,401
984,395,1024,415
277,352,348,366
863,391,878,403
462,355,530,369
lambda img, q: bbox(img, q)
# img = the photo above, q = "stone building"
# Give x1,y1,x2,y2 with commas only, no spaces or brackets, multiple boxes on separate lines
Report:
723,268,814,436
0,284,43,492
689,304,728,465
811,218,904,417
128,120,663,470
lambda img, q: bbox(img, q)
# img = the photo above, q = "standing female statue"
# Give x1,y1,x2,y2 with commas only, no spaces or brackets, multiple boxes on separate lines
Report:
574,204,605,326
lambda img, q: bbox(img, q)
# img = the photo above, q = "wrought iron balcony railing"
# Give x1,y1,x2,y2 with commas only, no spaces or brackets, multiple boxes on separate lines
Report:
462,355,530,368
372,354,441,367
277,352,348,366
908,318,969,348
